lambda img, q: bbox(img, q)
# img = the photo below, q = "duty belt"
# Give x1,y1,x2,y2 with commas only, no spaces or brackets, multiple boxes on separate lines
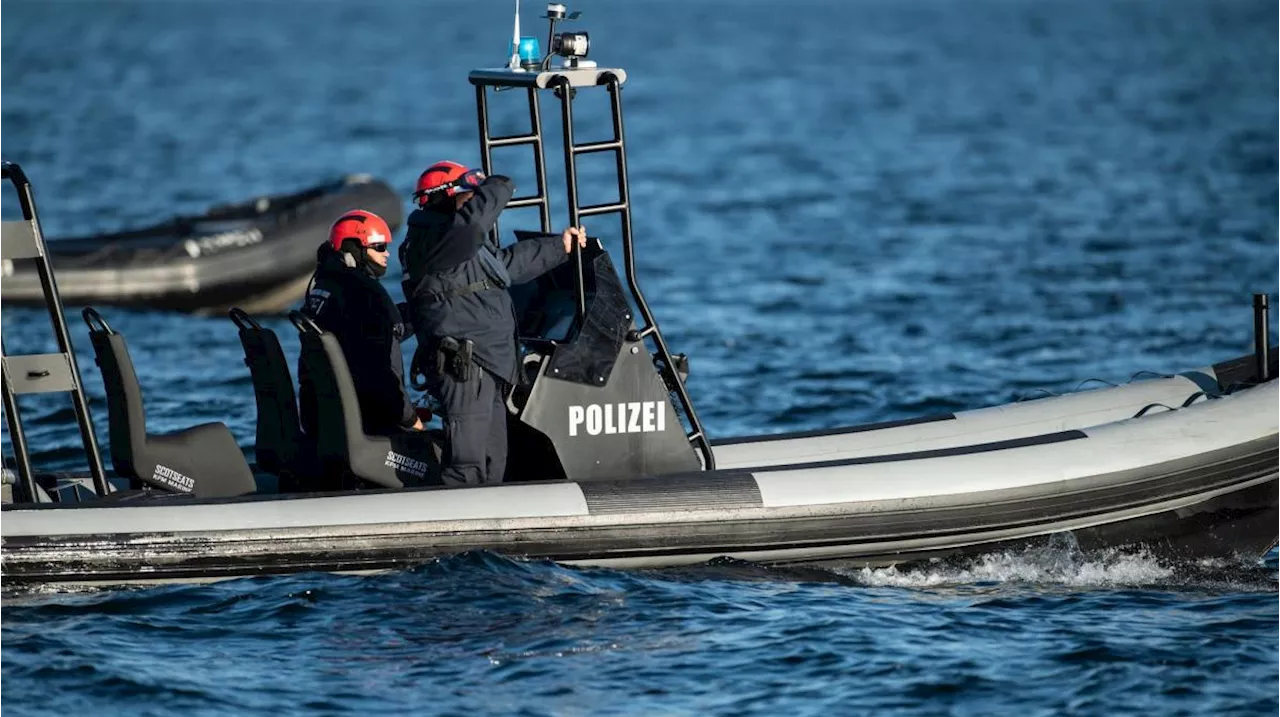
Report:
422,279,495,304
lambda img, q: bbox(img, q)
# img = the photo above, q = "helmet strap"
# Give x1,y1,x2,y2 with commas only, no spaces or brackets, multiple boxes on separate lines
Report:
338,238,362,268
339,237,388,278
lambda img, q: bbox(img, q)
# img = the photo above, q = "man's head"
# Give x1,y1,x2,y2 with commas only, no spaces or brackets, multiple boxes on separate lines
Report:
327,209,393,275
413,161,486,210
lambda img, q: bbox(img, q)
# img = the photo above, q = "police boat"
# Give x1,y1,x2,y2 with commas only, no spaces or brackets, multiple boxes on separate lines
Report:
0,173,401,315
2,46,1276,588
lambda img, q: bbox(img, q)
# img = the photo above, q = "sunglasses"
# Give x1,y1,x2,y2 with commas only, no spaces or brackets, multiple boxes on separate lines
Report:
367,243,389,253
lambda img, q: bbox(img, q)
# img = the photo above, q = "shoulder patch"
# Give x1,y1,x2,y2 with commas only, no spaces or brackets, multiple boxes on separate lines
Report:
305,288,331,315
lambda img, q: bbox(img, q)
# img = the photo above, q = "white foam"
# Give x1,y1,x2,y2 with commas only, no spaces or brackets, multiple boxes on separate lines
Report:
845,540,1175,589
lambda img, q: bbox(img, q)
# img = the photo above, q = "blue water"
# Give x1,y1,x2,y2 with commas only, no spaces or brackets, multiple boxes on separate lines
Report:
2,0,1277,714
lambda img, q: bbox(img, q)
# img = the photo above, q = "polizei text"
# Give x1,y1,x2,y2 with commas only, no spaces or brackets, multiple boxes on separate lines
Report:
568,401,666,437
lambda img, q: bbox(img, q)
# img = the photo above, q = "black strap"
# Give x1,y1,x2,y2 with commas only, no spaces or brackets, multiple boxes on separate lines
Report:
422,279,495,304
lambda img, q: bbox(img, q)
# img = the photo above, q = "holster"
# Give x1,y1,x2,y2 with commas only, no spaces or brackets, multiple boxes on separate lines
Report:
436,336,476,382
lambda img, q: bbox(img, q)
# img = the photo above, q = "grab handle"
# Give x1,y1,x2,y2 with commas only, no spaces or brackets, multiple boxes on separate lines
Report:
1,161,27,185
228,307,263,332
288,310,321,334
81,307,113,334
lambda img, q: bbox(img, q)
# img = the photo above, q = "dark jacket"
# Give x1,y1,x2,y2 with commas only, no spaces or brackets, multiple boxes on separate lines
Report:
299,245,416,436
400,176,569,384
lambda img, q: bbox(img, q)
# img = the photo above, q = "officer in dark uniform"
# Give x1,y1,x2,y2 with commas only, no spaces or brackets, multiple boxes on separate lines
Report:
400,160,586,485
300,209,424,437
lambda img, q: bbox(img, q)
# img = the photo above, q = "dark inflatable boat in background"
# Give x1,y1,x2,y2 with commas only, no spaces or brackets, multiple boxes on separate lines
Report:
0,175,402,314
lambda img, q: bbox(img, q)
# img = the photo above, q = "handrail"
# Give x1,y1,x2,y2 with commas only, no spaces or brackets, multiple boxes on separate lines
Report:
551,76,590,325
3,161,110,496
598,73,715,471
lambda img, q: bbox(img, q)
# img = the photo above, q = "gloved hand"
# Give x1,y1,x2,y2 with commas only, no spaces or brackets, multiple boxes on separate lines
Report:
396,302,414,334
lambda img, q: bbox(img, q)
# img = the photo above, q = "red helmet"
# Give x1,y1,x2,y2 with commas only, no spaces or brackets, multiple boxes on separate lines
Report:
413,161,485,207
327,210,393,252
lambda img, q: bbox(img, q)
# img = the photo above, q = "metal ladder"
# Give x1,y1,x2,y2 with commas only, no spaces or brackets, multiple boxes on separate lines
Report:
470,68,716,471
1,161,109,500
475,83,554,239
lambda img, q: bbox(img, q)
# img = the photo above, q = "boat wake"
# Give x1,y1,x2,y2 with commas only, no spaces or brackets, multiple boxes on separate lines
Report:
830,535,1278,594
5,537,1275,609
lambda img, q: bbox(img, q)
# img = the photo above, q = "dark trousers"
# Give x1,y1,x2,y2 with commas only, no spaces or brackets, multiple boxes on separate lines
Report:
432,369,509,486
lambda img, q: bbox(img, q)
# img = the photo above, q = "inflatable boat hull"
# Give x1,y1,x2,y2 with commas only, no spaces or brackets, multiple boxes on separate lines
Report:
3,381,1275,588
0,176,402,314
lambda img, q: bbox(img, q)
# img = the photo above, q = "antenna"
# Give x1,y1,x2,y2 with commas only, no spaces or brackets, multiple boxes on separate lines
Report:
508,0,522,70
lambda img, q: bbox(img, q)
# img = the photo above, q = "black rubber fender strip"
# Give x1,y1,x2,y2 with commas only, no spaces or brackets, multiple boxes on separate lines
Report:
749,430,1087,473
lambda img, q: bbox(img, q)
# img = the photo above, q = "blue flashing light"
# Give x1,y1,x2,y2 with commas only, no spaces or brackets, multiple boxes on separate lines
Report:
516,36,542,69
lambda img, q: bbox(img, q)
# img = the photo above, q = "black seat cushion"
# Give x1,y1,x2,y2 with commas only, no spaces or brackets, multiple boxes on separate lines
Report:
235,322,321,490
87,318,256,499
135,422,257,499
299,330,441,490
345,429,443,489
